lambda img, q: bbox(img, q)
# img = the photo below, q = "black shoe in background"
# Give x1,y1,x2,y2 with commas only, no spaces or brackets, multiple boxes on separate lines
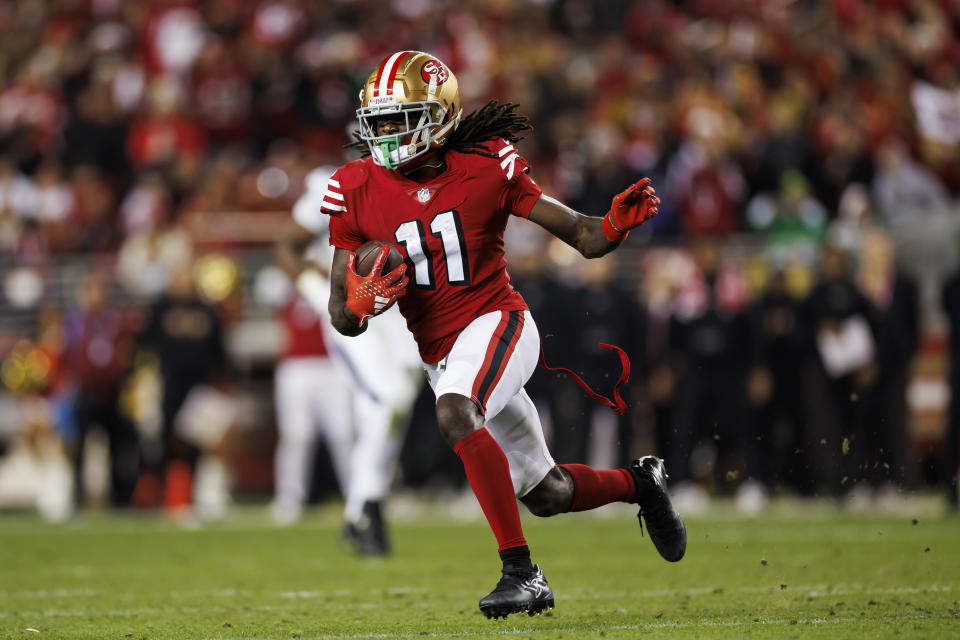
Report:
342,500,390,556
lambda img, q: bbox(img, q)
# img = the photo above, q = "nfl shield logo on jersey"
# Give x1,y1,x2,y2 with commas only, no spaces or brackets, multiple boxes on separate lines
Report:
416,188,432,203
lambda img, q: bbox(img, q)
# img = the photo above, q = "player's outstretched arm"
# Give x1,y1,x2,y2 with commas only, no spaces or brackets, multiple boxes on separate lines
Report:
328,247,368,337
275,220,335,317
527,178,659,259
275,221,320,280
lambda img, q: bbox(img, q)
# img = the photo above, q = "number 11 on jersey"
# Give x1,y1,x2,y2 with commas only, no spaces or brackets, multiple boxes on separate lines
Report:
395,210,471,289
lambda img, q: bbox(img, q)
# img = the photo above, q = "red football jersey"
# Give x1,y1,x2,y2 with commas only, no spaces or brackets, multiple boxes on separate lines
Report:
327,139,542,363
281,296,329,360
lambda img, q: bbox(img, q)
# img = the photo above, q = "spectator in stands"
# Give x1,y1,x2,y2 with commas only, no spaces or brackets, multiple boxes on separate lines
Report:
748,269,808,494
62,82,129,181
857,227,920,490
564,256,642,468
746,170,828,268
139,260,227,513
126,75,207,173
0,156,38,255
800,244,878,498
28,158,76,252
508,243,570,448
71,165,119,252
667,240,754,494
189,38,253,146
941,245,960,509
0,0,957,505
513,246,590,464
872,139,950,232
0,0,957,257
61,268,139,509
872,139,956,325
638,253,683,488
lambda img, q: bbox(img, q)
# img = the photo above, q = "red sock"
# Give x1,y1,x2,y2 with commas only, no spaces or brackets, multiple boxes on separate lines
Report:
559,463,636,512
454,428,526,552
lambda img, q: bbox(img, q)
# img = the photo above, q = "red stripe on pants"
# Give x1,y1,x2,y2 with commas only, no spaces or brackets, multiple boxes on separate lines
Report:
475,312,524,413
470,312,511,411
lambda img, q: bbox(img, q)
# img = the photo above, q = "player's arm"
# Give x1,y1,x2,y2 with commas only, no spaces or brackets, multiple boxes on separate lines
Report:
328,246,409,336
527,178,659,259
274,219,336,318
527,195,618,259
328,247,368,337
276,220,325,280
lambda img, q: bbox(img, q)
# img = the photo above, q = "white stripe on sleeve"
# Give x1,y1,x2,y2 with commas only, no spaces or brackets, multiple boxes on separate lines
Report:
321,201,348,213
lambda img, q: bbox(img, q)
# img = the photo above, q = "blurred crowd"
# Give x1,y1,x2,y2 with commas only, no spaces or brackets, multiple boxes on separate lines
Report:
512,232,929,514
1,0,960,518
1,0,960,255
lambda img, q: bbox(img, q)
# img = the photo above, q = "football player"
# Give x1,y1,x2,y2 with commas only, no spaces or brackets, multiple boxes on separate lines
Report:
322,51,686,618
276,165,423,554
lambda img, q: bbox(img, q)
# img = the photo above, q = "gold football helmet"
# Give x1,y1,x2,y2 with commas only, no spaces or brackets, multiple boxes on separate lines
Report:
357,51,462,170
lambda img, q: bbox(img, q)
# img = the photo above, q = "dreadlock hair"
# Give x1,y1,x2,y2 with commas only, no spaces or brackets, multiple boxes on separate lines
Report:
445,100,531,156
346,100,531,158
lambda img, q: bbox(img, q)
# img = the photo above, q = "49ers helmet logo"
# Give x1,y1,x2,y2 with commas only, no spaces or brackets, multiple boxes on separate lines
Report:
420,60,449,85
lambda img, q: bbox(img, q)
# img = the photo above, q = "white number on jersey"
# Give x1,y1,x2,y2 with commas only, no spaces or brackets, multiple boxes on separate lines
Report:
395,210,470,289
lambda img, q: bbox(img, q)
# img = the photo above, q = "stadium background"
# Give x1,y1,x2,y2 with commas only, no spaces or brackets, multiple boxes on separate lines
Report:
0,0,959,519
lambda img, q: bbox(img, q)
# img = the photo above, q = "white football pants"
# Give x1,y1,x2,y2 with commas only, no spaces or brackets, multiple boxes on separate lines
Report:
422,309,555,497
329,306,422,523
273,356,352,514
281,269,422,524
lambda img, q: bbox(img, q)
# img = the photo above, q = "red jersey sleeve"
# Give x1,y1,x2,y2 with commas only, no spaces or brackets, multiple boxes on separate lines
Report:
329,212,364,251
497,141,543,218
324,166,365,251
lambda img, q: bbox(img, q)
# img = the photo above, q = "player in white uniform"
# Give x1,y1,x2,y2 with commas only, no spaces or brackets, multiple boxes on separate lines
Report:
271,295,353,524
274,166,423,554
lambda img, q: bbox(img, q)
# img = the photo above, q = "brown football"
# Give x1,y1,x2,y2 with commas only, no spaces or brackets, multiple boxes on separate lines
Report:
354,240,405,276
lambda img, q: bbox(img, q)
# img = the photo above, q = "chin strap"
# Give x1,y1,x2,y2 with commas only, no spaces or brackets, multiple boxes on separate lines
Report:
538,343,631,415
376,137,401,170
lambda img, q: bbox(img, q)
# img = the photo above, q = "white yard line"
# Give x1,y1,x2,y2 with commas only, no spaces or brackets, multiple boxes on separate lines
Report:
1,582,952,608
563,582,956,600
268,582,956,601
2,583,954,621
182,614,958,640
0,588,101,599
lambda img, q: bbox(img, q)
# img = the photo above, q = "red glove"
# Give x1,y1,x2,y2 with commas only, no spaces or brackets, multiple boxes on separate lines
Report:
602,177,660,242
345,246,408,326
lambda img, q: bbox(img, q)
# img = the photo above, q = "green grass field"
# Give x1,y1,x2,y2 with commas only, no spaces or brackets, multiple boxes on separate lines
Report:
1,500,958,639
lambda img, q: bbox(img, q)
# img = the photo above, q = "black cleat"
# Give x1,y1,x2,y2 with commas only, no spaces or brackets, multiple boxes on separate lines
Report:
341,501,390,556
479,565,555,619
629,456,687,562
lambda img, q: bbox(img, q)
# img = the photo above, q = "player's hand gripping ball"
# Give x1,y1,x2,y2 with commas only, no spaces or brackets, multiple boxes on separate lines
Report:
603,177,660,242
345,241,408,326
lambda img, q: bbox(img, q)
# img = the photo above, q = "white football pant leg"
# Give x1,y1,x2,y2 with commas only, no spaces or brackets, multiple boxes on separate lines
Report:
421,310,553,497
293,266,423,524
273,358,351,514
484,387,554,498
332,309,423,525
343,391,413,524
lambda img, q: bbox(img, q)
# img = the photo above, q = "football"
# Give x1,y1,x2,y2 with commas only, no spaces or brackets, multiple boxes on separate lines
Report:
354,240,405,277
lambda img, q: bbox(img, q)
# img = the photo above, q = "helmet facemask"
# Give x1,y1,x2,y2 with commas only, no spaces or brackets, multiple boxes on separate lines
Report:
356,51,462,171
357,101,457,170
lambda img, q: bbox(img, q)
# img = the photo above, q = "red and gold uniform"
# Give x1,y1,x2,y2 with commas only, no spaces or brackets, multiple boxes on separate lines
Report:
328,138,541,364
